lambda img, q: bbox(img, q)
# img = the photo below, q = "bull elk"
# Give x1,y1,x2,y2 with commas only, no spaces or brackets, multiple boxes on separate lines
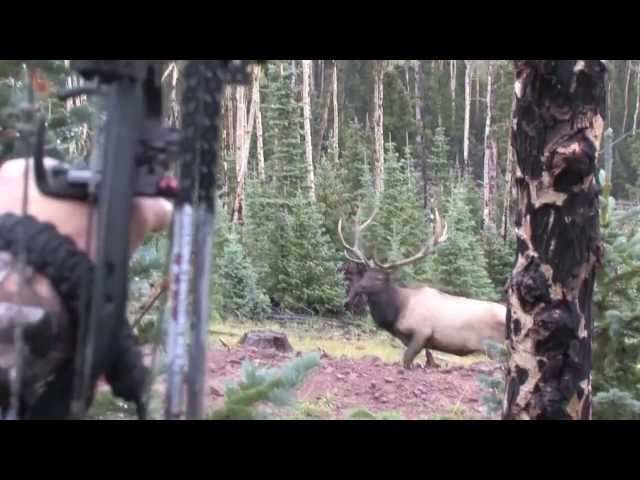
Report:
338,208,506,369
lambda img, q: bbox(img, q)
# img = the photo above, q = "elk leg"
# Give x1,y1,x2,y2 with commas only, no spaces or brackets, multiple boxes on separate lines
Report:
425,349,440,369
403,336,427,369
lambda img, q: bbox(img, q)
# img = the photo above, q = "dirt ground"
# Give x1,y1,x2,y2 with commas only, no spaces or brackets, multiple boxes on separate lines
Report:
200,343,501,419
92,325,503,420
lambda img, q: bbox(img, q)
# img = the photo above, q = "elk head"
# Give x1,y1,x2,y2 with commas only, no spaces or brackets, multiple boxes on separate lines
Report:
338,207,448,302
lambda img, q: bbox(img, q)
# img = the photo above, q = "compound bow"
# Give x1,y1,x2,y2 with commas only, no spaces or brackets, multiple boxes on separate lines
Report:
9,60,251,419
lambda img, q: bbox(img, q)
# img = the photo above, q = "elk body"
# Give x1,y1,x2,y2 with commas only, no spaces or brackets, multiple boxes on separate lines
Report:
339,209,506,368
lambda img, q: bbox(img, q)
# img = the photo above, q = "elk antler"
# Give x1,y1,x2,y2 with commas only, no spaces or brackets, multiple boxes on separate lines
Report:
373,209,448,270
337,206,378,267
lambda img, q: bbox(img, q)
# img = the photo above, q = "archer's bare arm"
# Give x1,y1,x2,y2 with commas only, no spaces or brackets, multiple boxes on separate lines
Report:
0,158,173,261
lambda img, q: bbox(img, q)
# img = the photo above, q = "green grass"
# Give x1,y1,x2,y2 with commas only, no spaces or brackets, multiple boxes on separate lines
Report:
86,391,137,420
211,317,487,367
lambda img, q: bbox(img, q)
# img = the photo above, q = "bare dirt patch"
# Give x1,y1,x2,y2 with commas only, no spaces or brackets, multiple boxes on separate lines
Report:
202,344,501,419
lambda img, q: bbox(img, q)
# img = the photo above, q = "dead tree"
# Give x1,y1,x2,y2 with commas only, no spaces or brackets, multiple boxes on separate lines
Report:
503,60,606,420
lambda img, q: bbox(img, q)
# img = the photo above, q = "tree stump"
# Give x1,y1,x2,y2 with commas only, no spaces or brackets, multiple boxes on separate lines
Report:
239,330,293,353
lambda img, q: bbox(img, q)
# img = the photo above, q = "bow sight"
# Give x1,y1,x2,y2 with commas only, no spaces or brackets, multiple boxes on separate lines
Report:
29,60,251,419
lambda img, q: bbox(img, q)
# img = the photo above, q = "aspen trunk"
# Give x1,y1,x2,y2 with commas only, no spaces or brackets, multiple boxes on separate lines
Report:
232,85,247,223
622,60,632,134
633,62,640,136
450,60,457,127
501,93,517,241
302,60,316,200
291,60,297,90
319,60,324,99
503,60,606,420
482,62,496,229
162,61,180,128
232,66,262,221
607,74,613,128
372,60,385,194
256,74,265,181
414,61,430,211
332,60,339,163
313,60,335,164
475,67,481,125
463,61,473,177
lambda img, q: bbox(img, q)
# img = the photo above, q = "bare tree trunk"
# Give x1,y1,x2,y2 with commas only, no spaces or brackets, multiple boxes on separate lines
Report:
489,138,498,224
232,64,261,223
633,61,640,136
223,87,235,158
291,60,297,90
405,63,411,99
450,60,457,127
256,74,265,181
162,61,181,128
475,68,481,126
482,62,496,229
332,60,339,163
309,60,315,97
607,74,613,128
414,61,430,212
463,61,473,177
313,60,334,164
622,60,632,134
501,93,517,241
503,60,606,420
302,60,316,200
372,60,386,194
232,85,247,223
319,60,324,99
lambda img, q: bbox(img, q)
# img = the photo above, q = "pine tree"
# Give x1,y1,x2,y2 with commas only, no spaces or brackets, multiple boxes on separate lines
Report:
592,168,640,419
261,63,306,196
315,152,354,248
425,181,498,301
429,124,453,208
273,192,345,314
482,227,516,300
219,227,270,319
244,180,344,314
363,140,427,284
208,352,320,420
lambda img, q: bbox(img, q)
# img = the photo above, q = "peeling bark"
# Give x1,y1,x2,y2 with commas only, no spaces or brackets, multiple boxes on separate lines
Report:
503,60,606,420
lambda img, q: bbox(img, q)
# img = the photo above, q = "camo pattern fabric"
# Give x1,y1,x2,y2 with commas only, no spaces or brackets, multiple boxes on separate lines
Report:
0,251,73,417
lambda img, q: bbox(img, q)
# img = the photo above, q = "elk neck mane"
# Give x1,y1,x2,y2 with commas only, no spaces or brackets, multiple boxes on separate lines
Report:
364,283,408,334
